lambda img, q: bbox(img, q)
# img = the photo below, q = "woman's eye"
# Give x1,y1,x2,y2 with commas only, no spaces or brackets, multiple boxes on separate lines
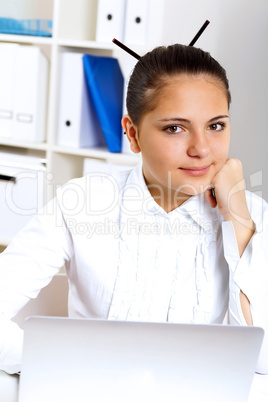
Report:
166,125,183,134
208,122,226,131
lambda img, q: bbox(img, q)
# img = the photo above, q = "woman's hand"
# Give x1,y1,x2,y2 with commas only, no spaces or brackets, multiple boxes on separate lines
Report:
205,158,248,221
204,158,255,257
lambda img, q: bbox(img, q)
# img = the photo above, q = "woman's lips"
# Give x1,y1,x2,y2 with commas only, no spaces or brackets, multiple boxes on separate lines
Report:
179,164,211,176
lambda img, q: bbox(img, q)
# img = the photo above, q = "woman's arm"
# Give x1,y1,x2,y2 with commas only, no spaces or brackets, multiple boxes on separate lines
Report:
205,158,268,373
0,196,73,373
240,291,253,326
205,158,255,324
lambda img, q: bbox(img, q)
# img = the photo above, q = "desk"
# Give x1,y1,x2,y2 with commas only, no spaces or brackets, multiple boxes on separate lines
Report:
1,370,268,401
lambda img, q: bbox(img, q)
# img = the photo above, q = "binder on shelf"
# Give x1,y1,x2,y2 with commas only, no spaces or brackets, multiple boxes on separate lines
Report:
96,0,126,43
12,46,48,143
124,0,149,46
82,54,124,153
0,43,19,139
57,52,105,149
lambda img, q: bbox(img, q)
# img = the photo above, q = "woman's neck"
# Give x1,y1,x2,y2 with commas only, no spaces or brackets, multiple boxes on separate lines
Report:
146,183,192,213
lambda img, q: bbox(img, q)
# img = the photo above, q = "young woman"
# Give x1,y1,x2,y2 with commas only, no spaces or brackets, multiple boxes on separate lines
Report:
0,44,268,375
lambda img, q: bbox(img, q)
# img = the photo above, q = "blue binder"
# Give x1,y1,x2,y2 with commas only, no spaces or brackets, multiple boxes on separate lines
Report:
82,54,124,153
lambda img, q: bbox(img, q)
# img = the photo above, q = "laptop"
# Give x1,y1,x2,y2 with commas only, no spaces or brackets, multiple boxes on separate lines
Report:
18,317,264,402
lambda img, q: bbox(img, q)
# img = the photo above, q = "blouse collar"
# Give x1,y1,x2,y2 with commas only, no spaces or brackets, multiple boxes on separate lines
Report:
122,161,221,233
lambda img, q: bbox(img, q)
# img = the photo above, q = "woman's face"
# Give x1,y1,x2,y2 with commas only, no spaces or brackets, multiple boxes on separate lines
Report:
125,74,230,211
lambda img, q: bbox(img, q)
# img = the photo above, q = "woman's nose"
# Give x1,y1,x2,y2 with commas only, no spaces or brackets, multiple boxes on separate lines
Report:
187,131,210,158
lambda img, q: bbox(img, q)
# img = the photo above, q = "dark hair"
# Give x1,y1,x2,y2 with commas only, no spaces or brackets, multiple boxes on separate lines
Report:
126,44,231,126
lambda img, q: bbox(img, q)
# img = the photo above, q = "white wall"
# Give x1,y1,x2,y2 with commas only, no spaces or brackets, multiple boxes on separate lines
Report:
151,0,268,201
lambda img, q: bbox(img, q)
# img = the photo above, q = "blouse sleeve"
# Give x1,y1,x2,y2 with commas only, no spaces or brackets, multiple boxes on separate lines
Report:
0,195,73,374
222,191,268,374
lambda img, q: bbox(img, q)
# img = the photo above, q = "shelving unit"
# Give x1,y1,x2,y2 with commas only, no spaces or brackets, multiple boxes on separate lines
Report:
0,1,150,193
0,0,155,248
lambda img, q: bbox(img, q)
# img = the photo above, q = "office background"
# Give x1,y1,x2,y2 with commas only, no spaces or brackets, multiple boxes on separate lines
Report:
0,0,268,249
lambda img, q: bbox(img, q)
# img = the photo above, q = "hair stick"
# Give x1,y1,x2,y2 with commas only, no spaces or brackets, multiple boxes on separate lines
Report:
189,20,210,46
112,38,141,60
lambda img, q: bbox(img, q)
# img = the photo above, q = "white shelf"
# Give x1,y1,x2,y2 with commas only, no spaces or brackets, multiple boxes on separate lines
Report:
56,38,113,50
0,34,114,50
0,33,53,45
52,145,139,164
0,138,48,151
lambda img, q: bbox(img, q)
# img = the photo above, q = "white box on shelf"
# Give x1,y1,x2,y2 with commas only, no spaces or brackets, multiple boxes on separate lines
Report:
57,52,105,149
0,152,46,243
124,0,149,46
96,0,126,43
12,45,49,143
0,43,19,139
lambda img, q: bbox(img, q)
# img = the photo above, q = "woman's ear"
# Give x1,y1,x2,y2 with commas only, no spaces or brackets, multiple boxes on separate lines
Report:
121,114,141,153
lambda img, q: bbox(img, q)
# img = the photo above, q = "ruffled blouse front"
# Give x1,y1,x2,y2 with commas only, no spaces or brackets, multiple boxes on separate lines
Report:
108,162,228,324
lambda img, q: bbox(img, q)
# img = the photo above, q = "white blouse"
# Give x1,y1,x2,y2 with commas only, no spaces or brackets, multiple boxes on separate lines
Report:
0,162,268,374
